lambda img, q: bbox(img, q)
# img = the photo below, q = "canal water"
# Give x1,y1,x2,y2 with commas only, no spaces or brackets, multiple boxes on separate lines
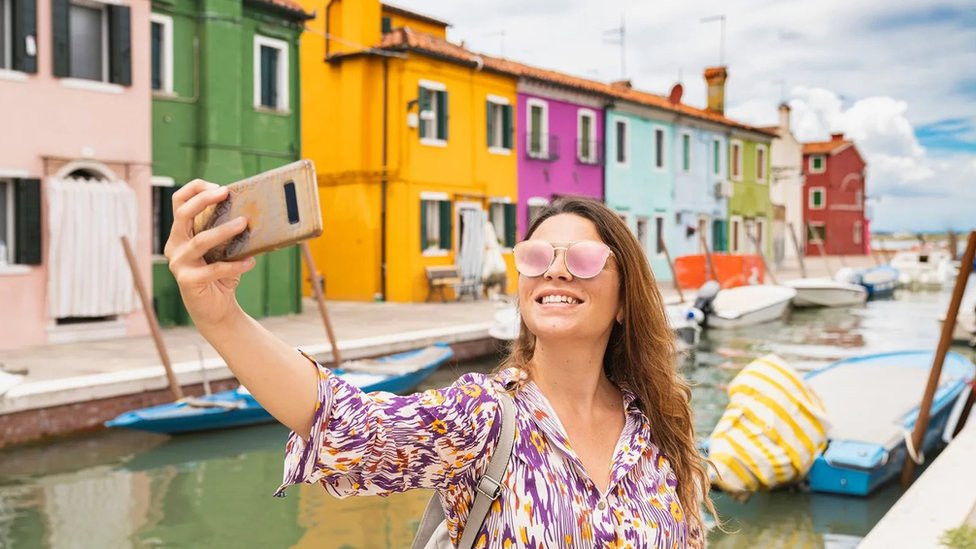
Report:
1,288,973,548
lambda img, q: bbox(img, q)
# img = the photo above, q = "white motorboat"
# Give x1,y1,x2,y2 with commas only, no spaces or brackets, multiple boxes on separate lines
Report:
706,285,797,329
785,278,868,308
890,248,954,288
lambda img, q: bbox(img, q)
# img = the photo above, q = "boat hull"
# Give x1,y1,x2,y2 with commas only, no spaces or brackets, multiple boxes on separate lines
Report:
787,280,868,308
707,286,797,329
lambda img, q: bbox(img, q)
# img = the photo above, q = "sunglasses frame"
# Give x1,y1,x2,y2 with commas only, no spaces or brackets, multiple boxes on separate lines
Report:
513,240,614,279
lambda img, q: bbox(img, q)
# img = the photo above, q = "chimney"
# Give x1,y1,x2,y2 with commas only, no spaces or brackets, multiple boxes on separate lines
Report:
668,83,684,104
704,66,728,114
610,79,633,90
831,132,845,141
778,103,791,132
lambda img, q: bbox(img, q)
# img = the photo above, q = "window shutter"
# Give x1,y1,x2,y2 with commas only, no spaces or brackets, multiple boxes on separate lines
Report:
158,186,175,253
437,90,448,141
438,200,452,250
14,178,42,265
13,0,38,73
486,101,493,148
51,0,69,77
502,105,512,149
504,203,516,247
108,4,131,85
420,201,428,250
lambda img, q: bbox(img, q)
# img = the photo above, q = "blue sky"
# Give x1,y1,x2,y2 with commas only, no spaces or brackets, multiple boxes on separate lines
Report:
396,0,976,232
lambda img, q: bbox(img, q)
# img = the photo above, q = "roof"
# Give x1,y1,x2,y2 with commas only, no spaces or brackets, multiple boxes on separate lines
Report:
803,135,854,155
376,28,776,138
381,3,452,28
248,0,313,19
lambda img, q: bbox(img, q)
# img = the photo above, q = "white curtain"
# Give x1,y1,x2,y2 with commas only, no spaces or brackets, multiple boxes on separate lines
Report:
47,177,138,318
457,208,486,285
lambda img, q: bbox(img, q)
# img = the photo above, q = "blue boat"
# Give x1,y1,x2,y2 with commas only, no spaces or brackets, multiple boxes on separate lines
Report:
106,343,454,434
804,350,975,496
855,265,899,299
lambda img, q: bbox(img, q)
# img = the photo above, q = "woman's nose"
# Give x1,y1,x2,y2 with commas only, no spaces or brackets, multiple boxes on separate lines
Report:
544,249,573,280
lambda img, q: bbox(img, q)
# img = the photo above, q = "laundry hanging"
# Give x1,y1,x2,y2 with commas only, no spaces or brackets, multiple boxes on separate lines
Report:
47,176,138,319
457,208,486,287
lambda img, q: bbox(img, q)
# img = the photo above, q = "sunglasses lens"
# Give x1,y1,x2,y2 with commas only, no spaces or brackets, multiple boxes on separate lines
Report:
567,241,611,278
514,241,553,277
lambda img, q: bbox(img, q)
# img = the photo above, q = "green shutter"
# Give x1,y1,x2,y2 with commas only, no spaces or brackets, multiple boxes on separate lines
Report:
682,134,690,171
438,200,452,250
14,178,42,265
502,105,512,149
418,86,430,138
381,16,392,33
420,200,428,251
437,90,448,141
151,22,161,90
486,101,494,148
504,203,516,247
51,0,69,77
713,140,719,174
13,0,38,73
108,5,131,85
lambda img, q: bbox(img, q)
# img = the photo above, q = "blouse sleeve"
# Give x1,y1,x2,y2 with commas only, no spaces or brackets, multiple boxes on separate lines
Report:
275,355,502,499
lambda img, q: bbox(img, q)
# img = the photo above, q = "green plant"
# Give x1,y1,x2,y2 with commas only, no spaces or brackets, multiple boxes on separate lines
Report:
940,525,976,549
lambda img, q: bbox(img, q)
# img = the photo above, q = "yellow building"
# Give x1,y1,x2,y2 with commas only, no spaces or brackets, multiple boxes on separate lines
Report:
298,0,518,302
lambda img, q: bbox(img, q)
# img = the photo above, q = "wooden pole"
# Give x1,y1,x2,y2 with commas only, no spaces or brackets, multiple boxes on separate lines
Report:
747,231,779,285
121,236,183,401
699,230,719,281
788,222,807,278
807,223,833,277
301,242,342,366
901,230,976,486
659,237,685,303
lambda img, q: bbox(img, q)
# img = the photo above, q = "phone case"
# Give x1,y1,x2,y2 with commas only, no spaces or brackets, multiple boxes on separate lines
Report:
192,159,322,263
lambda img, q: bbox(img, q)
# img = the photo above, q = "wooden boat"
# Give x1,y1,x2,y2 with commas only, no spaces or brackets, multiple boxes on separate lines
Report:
804,350,975,496
785,278,868,308
105,344,454,434
705,285,797,329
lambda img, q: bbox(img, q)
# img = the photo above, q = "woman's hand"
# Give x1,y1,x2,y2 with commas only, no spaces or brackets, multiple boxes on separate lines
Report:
164,179,256,328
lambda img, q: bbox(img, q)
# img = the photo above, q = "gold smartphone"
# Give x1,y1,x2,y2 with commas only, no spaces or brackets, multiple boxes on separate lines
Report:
192,159,322,263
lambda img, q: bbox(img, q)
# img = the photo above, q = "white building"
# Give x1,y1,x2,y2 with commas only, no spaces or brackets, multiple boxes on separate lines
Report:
765,103,805,266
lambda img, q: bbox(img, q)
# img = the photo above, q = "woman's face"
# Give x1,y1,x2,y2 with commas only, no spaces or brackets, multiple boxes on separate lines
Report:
518,213,622,343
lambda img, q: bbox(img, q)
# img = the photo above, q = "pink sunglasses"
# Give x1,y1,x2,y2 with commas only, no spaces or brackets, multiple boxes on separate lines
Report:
513,240,614,279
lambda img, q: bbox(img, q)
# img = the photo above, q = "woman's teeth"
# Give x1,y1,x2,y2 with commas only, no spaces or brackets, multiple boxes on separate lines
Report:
541,295,580,305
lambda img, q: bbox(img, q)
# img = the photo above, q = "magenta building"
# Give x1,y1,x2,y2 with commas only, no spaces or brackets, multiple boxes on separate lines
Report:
516,78,609,237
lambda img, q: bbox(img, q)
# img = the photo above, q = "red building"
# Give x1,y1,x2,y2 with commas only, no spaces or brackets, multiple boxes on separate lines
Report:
802,134,869,256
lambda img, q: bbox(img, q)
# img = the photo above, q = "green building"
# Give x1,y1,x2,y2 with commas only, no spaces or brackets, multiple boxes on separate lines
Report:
149,0,311,325
727,132,775,258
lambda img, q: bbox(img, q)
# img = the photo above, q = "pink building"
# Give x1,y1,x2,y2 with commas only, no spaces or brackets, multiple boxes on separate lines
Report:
0,0,152,350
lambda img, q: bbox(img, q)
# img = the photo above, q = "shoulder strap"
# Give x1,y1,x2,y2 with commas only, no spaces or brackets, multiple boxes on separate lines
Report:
457,388,516,548
411,387,517,549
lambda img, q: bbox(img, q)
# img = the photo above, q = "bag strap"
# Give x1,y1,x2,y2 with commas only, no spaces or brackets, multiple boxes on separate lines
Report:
411,387,517,549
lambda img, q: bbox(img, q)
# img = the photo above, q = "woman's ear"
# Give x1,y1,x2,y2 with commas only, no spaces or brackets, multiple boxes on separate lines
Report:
616,308,623,324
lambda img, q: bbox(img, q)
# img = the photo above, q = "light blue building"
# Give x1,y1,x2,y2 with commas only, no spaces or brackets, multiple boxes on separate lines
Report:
604,101,675,282
672,119,731,256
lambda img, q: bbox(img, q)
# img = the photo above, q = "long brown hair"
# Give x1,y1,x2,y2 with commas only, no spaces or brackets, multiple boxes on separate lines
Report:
499,196,715,532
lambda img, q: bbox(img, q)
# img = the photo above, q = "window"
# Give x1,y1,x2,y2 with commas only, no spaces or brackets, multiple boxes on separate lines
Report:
381,15,392,33
0,179,13,264
680,132,691,172
730,140,743,180
809,187,825,209
756,144,767,182
654,215,665,255
712,219,727,252
712,139,721,175
855,190,863,209
810,155,825,173
489,200,517,248
70,2,107,81
526,98,548,158
0,0,11,70
486,96,512,153
151,176,175,257
636,216,649,253
614,119,629,165
418,80,448,144
730,215,743,252
577,109,597,164
853,221,863,245
53,0,128,83
807,223,826,246
755,217,765,253
150,14,172,93
526,197,548,227
254,35,288,111
420,195,452,253
651,127,666,170
0,177,40,266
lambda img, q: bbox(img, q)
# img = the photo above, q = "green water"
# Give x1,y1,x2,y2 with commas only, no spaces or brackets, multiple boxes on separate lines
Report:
1,290,972,548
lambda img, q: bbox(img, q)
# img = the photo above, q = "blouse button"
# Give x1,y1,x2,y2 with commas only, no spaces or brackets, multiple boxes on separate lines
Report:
597,500,607,511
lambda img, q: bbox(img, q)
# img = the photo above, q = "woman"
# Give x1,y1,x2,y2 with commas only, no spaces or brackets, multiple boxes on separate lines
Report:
166,183,712,547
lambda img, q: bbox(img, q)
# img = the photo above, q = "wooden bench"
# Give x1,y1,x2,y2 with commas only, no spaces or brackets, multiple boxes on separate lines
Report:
424,266,479,302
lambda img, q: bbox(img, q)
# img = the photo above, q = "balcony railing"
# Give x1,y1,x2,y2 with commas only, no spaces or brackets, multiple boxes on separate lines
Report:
575,139,604,165
524,133,560,162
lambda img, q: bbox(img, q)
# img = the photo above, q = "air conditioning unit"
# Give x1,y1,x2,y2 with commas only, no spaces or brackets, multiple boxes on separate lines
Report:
714,180,733,199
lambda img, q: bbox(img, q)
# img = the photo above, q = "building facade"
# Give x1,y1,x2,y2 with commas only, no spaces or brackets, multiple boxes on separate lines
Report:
766,103,805,265
802,134,869,256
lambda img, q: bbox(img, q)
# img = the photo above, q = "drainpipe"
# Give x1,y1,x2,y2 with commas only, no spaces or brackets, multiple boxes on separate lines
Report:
324,0,334,60
380,56,389,300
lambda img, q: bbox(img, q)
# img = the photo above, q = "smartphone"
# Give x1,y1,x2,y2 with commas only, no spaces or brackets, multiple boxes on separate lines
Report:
192,159,322,263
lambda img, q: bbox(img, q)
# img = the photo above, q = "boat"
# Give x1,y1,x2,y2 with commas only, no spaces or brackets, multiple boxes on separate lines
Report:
890,248,954,288
703,285,797,329
105,343,455,434
785,278,868,308
854,265,899,299
804,350,975,496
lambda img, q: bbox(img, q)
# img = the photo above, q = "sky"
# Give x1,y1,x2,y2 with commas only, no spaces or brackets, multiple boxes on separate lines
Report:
395,0,976,232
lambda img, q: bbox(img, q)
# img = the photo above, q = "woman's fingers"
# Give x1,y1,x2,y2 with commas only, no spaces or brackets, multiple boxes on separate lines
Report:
176,257,257,287
165,180,224,259
174,186,230,237
172,179,218,213
186,216,248,260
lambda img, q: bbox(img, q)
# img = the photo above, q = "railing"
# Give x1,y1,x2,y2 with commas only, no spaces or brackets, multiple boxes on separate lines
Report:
524,133,560,162
575,139,604,165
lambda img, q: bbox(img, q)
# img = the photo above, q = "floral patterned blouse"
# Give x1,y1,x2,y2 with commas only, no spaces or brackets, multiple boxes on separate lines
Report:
277,358,703,548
